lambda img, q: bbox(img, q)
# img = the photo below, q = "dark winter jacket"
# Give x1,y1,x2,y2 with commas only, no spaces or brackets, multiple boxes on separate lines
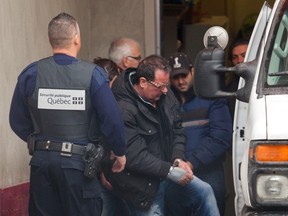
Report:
106,70,186,209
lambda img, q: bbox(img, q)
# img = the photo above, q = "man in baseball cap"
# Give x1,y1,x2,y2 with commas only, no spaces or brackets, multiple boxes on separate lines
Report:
168,52,192,79
168,52,194,100
167,52,232,216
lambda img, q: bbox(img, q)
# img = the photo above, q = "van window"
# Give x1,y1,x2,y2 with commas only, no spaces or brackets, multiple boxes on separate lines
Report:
267,9,288,86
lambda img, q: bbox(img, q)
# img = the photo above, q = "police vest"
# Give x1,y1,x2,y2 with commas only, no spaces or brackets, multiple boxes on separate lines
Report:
28,57,97,142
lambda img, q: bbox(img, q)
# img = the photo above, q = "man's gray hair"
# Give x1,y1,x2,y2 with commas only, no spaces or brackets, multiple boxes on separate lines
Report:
108,37,139,65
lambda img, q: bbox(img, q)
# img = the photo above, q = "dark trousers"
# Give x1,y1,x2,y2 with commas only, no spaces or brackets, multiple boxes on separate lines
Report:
28,151,102,216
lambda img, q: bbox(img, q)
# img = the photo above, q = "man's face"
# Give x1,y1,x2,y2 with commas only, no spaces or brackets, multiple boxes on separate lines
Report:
140,69,170,105
232,44,248,66
171,70,193,93
124,43,142,69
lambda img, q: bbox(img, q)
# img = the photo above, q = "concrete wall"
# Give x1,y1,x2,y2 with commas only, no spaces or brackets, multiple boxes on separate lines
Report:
89,0,158,60
90,1,145,60
1,0,156,189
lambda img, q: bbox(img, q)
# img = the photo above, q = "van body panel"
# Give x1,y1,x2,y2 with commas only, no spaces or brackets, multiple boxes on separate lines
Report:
266,95,288,139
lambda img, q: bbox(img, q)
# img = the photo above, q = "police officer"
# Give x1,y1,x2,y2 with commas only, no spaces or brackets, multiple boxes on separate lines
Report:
9,12,126,216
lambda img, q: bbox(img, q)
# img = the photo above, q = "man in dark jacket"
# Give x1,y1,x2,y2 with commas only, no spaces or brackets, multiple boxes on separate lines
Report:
106,54,220,216
168,52,232,215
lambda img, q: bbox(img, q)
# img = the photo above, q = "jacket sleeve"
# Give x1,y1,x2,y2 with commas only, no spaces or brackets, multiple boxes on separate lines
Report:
187,99,232,170
118,100,171,178
91,66,126,157
9,63,37,141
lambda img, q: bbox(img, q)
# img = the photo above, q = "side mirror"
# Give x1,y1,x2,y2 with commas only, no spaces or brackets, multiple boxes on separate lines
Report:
193,26,256,103
194,47,235,99
234,60,257,102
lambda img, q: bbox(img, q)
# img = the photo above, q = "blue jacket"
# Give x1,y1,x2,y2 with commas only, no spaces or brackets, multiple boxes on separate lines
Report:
173,87,232,171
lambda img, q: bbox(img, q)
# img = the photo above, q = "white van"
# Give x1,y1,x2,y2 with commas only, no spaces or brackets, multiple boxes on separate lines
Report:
193,0,288,215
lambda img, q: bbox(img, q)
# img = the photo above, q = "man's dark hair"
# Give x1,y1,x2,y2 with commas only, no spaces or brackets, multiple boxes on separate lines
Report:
134,55,172,84
229,38,249,62
93,57,122,81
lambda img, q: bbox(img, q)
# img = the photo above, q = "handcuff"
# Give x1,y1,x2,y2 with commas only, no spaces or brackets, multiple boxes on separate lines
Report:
172,159,181,167
173,159,193,170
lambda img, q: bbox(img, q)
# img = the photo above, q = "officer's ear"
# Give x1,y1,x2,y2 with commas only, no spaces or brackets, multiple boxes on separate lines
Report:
74,34,81,47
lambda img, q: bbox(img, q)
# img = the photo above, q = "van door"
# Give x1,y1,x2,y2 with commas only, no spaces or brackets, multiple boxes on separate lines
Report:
233,2,272,215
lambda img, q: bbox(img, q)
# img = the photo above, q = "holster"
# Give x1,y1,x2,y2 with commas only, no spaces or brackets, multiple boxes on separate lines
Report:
27,133,36,155
83,143,104,178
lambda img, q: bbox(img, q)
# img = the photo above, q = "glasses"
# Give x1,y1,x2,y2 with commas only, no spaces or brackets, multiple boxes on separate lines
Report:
147,80,169,90
127,55,141,61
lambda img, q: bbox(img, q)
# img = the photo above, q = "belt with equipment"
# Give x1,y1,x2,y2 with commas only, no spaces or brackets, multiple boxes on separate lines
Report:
35,140,86,156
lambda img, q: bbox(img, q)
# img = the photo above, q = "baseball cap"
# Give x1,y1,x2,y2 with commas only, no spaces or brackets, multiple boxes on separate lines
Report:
168,52,192,77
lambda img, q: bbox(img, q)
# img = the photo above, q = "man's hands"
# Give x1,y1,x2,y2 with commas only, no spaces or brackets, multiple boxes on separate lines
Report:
176,159,193,186
100,151,126,191
110,151,126,173
100,172,113,190
167,159,193,186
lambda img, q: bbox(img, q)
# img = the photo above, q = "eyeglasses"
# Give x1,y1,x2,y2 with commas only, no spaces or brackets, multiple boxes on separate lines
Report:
147,80,169,90
127,55,141,61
